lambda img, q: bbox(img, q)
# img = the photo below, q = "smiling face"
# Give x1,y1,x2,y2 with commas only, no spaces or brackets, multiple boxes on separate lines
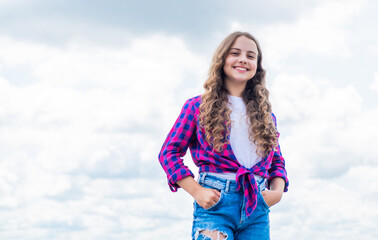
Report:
223,36,258,86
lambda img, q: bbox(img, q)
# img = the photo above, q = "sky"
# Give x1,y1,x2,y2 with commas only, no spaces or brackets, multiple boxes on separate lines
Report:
0,0,377,239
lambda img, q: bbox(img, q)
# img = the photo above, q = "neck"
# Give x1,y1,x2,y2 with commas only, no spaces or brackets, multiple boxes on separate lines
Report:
225,80,246,98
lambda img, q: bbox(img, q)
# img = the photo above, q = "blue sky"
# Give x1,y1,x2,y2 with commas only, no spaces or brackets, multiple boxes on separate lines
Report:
0,0,377,239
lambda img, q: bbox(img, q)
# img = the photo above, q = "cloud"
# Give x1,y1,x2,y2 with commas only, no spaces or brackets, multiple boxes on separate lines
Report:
231,0,368,69
369,73,378,92
266,71,378,238
273,165,378,239
270,72,378,177
0,33,206,238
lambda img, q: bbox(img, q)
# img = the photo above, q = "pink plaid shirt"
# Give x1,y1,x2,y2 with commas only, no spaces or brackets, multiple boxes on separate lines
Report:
158,95,289,216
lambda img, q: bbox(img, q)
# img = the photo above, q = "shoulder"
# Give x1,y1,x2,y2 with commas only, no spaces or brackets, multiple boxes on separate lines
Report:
187,94,202,103
184,94,202,108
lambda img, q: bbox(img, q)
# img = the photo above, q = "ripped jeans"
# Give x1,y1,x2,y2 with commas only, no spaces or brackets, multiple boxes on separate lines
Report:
192,172,270,240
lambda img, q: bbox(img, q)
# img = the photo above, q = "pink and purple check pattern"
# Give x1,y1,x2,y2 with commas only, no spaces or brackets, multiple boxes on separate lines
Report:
158,95,289,216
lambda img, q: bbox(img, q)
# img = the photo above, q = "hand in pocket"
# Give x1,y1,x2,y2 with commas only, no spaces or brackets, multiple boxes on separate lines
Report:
194,186,221,209
261,189,283,207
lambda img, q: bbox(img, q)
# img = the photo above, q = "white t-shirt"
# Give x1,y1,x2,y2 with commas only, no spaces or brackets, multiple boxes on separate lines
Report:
207,95,262,181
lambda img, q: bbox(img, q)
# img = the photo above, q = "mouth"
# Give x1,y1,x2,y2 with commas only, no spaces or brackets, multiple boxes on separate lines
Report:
233,66,249,72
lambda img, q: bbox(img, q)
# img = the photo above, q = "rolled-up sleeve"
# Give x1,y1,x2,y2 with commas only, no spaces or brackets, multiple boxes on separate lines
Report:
267,113,289,192
158,98,197,191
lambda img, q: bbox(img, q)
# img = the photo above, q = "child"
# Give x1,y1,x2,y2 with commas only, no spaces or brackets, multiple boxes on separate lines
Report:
158,31,289,240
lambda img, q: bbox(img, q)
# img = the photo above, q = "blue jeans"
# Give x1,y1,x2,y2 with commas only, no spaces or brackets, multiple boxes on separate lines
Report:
192,172,270,240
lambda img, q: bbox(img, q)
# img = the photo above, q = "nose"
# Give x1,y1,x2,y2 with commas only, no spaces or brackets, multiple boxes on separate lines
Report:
238,54,247,64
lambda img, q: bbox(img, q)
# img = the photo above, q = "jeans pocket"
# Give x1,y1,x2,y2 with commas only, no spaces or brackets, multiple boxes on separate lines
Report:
204,190,223,210
195,187,224,211
259,191,270,210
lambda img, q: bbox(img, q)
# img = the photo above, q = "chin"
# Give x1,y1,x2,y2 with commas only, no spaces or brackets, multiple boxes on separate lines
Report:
235,78,251,83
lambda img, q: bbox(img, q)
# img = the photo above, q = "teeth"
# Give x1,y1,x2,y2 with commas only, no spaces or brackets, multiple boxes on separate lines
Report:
235,67,247,71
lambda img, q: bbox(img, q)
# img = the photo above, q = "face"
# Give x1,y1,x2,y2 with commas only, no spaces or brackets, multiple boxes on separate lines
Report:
223,36,258,85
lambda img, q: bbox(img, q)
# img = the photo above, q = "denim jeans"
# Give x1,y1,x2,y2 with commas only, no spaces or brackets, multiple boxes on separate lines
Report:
192,172,270,240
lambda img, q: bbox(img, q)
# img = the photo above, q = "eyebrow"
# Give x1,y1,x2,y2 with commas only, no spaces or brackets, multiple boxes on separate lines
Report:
230,48,257,55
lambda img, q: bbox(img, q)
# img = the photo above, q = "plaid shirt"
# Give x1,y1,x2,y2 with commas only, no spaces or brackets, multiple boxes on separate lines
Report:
158,95,289,216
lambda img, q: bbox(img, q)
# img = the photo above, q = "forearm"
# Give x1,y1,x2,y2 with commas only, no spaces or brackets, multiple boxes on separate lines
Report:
177,176,221,209
177,176,202,199
269,177,285,192
261,177,285,207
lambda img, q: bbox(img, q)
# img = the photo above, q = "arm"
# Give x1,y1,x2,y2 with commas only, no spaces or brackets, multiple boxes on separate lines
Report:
261,177,285,207
261,113,289,207
267,113,289,192
158,98,197,191
158,98,222,209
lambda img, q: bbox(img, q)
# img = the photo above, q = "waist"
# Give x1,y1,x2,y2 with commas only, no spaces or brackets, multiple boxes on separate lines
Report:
206,172,262,182
198,172,266,193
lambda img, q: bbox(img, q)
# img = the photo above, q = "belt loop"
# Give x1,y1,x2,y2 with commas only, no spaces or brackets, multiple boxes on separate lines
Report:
225,180,230,193
199,172,207,184
259,178,266,191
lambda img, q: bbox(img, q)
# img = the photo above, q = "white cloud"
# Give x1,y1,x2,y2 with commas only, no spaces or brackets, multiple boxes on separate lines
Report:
268,71,378,239
0,34,206,238
232,0,368,68
369,73,378,92
272,165,378,239
271,72,378,177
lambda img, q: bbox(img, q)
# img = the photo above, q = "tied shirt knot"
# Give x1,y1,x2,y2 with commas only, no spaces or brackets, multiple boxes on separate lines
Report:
236,166,260,216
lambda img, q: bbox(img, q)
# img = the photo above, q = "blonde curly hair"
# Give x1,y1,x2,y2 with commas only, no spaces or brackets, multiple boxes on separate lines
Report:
199,31,278,157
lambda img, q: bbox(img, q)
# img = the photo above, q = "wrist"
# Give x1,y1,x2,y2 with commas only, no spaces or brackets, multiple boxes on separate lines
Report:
177,176,203,199
191,184,203,199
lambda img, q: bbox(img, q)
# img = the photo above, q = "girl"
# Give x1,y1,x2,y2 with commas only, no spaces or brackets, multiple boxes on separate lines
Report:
158,31,289,240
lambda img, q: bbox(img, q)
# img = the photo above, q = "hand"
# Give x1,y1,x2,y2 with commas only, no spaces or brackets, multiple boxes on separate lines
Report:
176,177,221,209
261,189,283,207
193,186,221,209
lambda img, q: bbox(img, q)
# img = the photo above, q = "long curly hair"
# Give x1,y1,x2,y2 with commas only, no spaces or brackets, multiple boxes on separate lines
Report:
198,31,278,157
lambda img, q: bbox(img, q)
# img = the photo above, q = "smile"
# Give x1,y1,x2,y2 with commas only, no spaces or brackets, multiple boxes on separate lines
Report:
233,66,249,72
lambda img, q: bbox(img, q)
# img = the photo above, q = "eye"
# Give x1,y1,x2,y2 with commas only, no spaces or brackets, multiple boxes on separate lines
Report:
230,51,239,56
248,55,255,59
